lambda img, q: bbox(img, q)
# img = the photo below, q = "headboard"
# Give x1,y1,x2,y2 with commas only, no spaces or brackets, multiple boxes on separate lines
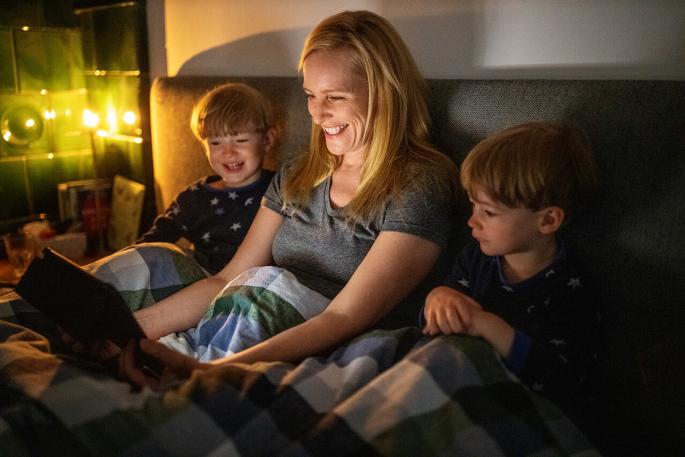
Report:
150,76,685,455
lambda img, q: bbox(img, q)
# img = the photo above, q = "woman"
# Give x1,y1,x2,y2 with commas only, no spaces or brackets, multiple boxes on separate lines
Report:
121,10,458,386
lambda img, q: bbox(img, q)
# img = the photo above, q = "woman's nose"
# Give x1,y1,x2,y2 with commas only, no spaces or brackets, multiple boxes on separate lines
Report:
309,99,329,125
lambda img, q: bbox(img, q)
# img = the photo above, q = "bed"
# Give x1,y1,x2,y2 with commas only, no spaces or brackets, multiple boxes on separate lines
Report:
1,76,684,456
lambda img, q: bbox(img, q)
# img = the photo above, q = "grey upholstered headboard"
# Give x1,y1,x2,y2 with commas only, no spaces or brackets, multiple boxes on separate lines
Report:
150,76,685,455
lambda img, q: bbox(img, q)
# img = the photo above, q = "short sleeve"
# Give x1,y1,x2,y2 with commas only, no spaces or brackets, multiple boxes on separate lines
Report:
261,165,291,216
381,182,455,248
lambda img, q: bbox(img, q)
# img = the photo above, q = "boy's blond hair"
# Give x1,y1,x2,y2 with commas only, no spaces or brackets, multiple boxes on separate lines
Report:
190,82,274,140
460,121,597,217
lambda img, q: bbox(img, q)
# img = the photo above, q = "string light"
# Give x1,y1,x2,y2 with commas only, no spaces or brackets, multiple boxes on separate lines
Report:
123,111,136,125
83,109,99,128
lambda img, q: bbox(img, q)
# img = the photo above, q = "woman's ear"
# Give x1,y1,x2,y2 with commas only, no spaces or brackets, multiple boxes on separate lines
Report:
538,206,565,234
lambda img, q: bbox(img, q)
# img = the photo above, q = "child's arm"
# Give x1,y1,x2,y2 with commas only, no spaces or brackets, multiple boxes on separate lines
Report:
137,203,184,243
138,185,199,244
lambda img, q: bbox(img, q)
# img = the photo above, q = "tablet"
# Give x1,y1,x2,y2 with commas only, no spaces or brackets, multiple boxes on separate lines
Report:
16,248,163,376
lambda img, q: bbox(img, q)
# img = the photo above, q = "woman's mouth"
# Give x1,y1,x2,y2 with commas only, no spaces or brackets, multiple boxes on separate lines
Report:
323,124,347,136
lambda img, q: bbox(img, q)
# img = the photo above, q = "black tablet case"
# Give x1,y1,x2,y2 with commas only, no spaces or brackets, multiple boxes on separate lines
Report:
16,247,163,375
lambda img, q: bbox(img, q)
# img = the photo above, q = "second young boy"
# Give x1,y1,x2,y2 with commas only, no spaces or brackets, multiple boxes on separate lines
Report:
138,83,277,274
423,121,601,425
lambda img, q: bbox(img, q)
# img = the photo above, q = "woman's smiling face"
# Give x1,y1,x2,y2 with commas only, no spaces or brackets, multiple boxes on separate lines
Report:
303,48,369,160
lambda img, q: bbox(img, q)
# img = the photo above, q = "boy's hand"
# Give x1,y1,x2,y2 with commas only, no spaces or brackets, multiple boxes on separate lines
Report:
423,286,483,336
423,286,516,359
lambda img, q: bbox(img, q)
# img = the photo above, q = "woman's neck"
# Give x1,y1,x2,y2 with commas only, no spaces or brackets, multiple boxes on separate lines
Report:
329,153,364,208
501,237,559,283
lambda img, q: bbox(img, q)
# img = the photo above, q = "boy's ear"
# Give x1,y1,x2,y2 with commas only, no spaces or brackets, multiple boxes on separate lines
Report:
263,128,277,152
538,206,565,234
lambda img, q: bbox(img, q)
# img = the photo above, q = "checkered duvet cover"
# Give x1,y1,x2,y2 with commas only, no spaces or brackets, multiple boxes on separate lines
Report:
0,243,599,456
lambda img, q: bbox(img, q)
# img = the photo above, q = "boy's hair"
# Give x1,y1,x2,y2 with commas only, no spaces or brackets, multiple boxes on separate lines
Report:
284,10,458,224
190,82,274,140
460,121,597,217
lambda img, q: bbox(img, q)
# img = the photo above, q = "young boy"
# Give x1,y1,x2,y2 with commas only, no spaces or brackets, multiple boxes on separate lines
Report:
423,121,600,423
138,83,277,274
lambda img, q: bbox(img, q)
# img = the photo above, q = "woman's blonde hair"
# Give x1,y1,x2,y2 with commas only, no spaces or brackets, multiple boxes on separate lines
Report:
283,10,457,223
460,121,597,217
191,82,274,140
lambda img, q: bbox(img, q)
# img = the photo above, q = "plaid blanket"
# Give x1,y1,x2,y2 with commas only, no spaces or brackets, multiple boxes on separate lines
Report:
0,244,600,456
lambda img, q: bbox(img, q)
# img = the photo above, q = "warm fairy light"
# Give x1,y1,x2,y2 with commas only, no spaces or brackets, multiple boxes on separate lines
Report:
21,26,29,31
133,137,143,144
65,109,72,116
122,111,136,125
83,109,99,128
96,129,109,137
48,153,54,159
3,131,11,142
43,110,56,120
25,118,36,128
107,106,117,132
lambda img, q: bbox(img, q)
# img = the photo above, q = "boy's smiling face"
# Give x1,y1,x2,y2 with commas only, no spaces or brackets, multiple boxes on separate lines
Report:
204,126,274,189
467,190,546,257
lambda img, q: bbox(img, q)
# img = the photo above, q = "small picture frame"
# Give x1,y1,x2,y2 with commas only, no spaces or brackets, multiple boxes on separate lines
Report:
107,175,145,250
57,178,112,238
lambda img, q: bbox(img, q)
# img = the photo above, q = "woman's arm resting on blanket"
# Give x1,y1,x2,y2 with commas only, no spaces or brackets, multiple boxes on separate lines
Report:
135,206,284,339
221,231,442,365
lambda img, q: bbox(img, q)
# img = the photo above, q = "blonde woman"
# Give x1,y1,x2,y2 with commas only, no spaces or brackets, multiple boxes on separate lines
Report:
122,10,458,386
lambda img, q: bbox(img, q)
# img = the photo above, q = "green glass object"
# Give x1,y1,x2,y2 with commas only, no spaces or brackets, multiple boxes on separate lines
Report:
1,104,44,146
49,89,91,152
0,92,50,156
79,3,144,71
15,28,85,91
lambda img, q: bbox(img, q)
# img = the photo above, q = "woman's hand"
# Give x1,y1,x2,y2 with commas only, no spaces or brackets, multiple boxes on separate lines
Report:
119,339,208,390
422,286,483,336
60,329,122,361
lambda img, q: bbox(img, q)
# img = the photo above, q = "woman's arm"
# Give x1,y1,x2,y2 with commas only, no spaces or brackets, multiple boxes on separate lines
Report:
135,206,284,339
216,230,442,365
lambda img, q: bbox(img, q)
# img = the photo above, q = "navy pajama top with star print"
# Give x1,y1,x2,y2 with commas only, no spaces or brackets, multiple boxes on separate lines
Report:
138,171,274,274
438,240,599,420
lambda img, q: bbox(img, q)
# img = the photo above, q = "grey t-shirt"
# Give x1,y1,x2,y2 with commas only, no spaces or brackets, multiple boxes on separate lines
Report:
262,165,456,317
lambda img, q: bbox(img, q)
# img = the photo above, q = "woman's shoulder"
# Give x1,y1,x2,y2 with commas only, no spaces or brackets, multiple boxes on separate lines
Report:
399,155,459,200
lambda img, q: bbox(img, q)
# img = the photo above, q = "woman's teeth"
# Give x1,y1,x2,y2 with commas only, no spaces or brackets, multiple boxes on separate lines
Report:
323,125,346,135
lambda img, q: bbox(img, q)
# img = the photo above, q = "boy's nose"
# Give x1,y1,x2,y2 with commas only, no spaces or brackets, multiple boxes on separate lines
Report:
220,144,235,155
467,213,478,229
